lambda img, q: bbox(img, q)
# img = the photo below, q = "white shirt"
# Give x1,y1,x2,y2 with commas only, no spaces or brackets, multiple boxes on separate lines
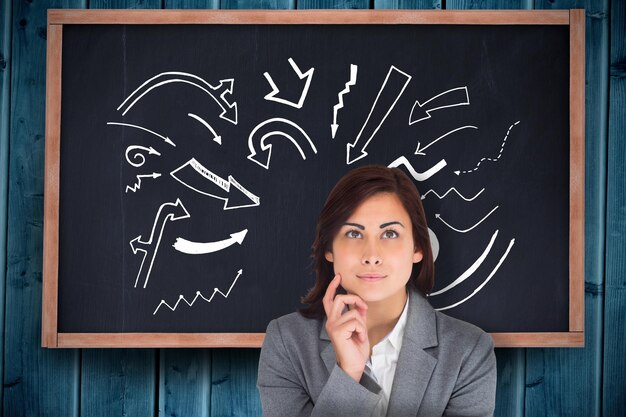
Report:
364,291,410,417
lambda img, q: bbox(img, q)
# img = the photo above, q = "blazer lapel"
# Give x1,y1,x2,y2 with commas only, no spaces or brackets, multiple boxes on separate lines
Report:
386,288,438,416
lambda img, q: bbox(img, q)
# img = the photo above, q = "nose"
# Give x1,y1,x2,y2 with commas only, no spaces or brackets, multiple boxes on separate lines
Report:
361,241,382,265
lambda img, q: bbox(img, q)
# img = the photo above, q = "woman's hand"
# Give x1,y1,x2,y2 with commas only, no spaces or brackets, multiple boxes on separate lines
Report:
322,274,370,382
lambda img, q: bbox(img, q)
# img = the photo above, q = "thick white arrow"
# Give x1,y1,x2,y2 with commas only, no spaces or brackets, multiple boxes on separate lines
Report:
173,229,248,254
170,158,260,210
409,86,470,125
263,57,314,109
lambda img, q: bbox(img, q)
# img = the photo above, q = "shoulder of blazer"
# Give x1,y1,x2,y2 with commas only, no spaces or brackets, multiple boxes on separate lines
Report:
267,311,324,348
432,309,493,355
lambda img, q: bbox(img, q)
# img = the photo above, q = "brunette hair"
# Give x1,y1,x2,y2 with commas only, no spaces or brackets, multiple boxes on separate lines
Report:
299,165,435,320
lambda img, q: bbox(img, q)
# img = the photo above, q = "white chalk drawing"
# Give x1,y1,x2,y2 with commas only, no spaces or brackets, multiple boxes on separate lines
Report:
429,229,499,296
435,238,515,311
247,118,318,170
126,172,162,193
346,66,412,165
429,227,439,262
117,72,238,124
331,64,358,139
153,269,243,315
409,86,470,125
421,187,485,202
388,156,447,181
454,120,521,175
264,57,314,109
170,158,260,210
188,113,222,145
414,125,478,156
436,205,499,233
107,122,176,147
173,229,248,255
130,198,190,289
125,145,161,168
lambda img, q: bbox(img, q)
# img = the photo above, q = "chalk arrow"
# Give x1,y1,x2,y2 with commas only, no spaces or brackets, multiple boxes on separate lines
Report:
436,205,499,233
173,229,248,255
125,145,161,168
454,121,520,175
331,64,358,139
130,198,191,289
126,172,162,193
347,66,412,164
247,118,317,170
263,57,314,109
117,72,238,125
409,86,469,125
107,122,175,147
414,125,478,156
188,113,222,145
170,158,260,210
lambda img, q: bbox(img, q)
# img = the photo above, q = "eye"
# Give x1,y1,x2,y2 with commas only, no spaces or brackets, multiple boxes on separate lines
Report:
382,229,399,239
345,229,362,239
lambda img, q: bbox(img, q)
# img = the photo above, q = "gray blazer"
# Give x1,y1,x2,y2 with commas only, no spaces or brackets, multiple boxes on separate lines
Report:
257,287,496,417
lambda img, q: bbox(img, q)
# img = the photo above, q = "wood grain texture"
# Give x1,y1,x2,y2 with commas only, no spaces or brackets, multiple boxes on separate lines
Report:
603,0,626,415
446,0,529,9
374,0,441,9
88,0,162,8
221,0,296,9
210,349,262,417
80,349,156,417
524,3,606,417
0,0,11,412
3,1,84,416
47,9,571,24
297,0,369,9
42,23,62,349
159,349,211,417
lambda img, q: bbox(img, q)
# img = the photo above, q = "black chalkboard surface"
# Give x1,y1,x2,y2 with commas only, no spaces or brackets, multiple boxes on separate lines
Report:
43,10,585,347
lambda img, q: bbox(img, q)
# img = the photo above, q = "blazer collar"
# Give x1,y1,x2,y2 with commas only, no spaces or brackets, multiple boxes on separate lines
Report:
319,286,438,416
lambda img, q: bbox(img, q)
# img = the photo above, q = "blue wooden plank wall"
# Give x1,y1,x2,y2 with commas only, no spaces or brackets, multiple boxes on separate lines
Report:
0,0,622,416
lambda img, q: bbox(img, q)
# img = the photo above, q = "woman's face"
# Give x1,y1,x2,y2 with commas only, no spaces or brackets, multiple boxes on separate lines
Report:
324,192,423,303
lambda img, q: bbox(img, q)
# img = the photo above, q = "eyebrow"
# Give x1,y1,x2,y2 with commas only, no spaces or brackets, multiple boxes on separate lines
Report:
342,221,405,229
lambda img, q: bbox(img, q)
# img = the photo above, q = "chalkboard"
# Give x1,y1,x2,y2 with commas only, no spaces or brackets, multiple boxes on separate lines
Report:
42,10,585,348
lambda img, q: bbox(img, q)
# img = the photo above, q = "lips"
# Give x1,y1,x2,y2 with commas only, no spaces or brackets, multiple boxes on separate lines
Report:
357,273,387,281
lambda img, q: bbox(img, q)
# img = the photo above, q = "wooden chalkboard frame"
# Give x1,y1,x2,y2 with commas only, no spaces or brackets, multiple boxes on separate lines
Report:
42,9,585,348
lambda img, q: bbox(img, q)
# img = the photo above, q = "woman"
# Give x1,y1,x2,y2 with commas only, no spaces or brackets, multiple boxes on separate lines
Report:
257,165,497,417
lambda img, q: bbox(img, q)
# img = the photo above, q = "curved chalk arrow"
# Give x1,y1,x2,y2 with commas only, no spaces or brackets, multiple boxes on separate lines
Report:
347,66,412,164
415,125,478,156
117,72,238,124
247,118,317,170
130,198,190,289
188,113,222,145
436,205,499,233
173,229,248,254
170,158,260,210
125,145,161,168
409,86,469,125
264,57,314,109
107,122,176,147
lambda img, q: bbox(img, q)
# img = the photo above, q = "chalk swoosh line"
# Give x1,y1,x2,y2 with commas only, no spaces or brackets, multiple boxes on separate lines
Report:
436,205,498,233
388,156,447,182
435,238,515,311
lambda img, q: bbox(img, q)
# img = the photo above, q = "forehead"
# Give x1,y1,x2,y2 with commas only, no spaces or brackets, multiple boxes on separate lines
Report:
346,193,411,223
